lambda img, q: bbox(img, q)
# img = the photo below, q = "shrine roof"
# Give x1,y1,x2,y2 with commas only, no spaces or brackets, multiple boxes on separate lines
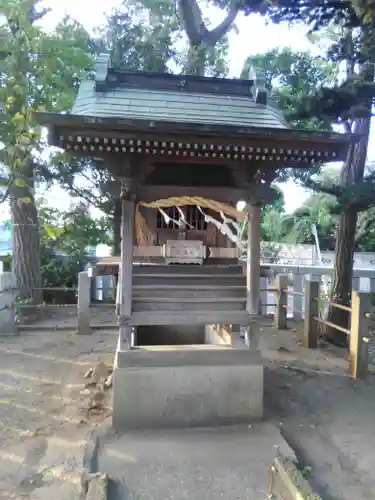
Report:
35,54,356,167
70,54,288,130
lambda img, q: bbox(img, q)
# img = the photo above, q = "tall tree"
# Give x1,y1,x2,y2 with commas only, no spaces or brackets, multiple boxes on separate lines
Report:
242,48,339,186
242,48,338,132
95,0,181,72
176,0,237,75
51,0,231,256
0,0,92,301
283,193,338,249
291,26,375,344
234,0,375,344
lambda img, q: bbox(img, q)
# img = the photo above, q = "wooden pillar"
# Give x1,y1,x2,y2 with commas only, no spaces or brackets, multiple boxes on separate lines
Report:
246,204,261,315
118,192,134,351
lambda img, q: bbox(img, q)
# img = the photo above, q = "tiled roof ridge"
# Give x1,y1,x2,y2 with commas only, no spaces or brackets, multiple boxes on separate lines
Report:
94,53,269,106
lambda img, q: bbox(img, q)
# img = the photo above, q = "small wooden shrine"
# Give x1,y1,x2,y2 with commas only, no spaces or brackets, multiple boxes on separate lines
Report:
37,53,353,344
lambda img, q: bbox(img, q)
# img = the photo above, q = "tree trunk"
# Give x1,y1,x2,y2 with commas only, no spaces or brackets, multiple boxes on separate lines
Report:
326,208,358,346
112,198,121,256
326,117,371,346
177,0,238,76
11,168,41,305
185,44,206,76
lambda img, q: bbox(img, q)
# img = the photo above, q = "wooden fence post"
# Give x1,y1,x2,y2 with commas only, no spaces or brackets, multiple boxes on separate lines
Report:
274,274,288,329
350,291,371,379
77,271,91,335
303,277,319,348
292,274,303,322
260,277,268,316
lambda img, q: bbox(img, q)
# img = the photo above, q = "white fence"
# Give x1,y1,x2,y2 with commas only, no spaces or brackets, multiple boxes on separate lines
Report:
261,264,375,319
94,263,375,318
260,243,375,268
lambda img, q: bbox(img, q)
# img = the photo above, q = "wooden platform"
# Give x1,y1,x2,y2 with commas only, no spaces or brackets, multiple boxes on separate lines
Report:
89,247,242,276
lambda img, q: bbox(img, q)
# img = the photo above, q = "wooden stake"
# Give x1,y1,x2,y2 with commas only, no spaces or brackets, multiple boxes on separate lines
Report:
303,277,319,348
350,291,371,379
274,274,288,330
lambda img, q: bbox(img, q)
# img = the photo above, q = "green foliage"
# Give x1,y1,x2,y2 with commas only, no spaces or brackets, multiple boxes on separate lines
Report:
1,1,93,170
94,0,181,72
211,0,360,30
0,0,95,298
284,193,338,249
47,0,231,253
38,200,111,257
242,48,338,131
260,187,286,242
355,208,375,251
37,200,110,303
40,248,83,304
94,0,230,75
2,200,111,302
241,48,338,185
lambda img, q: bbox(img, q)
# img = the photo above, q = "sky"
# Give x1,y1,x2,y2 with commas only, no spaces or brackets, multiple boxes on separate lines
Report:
6,0,375,218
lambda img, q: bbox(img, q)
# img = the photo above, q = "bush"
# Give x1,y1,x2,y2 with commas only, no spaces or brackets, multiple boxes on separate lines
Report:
3,247,90,304
41,246,89,303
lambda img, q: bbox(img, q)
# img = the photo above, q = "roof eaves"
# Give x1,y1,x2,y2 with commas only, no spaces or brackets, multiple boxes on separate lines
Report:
35,111,357,145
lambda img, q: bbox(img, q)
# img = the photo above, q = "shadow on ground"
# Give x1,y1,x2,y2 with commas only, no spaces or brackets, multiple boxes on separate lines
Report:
265,362,375,500
0,329,116,498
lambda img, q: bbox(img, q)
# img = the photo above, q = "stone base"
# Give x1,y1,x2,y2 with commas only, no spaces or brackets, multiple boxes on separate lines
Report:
112,345,263,430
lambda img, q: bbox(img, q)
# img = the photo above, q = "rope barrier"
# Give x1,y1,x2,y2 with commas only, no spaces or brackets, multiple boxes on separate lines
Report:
140,197,247,220
135,196,247,246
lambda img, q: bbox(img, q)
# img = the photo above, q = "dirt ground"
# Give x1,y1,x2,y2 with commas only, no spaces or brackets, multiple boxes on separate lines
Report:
0,321,374,499
261,322,375,500
0,328,117,499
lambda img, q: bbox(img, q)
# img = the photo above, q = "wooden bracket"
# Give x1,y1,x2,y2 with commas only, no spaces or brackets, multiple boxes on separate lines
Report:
120,178,137,201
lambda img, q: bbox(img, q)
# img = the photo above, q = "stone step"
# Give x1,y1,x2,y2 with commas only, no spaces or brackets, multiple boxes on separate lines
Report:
96,423,296,500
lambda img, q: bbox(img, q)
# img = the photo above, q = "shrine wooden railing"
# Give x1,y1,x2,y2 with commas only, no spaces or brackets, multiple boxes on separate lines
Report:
272,274,372,379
